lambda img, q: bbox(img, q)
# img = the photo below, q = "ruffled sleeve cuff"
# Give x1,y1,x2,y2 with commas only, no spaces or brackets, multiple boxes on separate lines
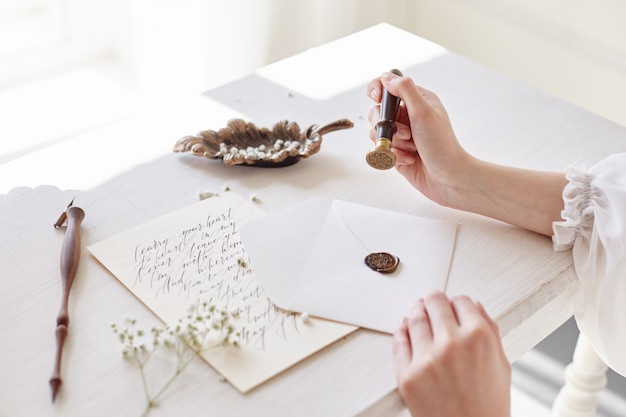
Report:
552,162,598,251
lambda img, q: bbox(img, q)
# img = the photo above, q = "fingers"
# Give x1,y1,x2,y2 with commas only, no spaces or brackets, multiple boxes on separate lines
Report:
397,292,457,350
392,317,412,375
367,104,416,159
423,292,458,338
391,126,416,150
380,71,441,113
397,292,458,357
450,296,501,337
394,148,417,166
366,71,429,104
476,300,501,337
449,295,484,327
406,299,433,352
446,294,501,334
367,105,413,139
394,293,500,352
393,293,511,417
366,78,383,103
366,71,434,162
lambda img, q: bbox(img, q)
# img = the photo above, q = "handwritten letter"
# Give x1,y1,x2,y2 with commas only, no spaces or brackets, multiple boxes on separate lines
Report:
88,193,356,392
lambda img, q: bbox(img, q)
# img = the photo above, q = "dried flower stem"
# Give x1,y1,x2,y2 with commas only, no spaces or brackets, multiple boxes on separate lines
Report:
111,302,240,417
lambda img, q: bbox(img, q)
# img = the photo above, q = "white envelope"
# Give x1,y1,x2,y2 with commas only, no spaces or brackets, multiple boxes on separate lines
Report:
240,198,457,333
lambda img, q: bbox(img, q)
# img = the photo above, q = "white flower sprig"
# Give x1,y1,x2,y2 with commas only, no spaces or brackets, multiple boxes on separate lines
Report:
111,302,240,417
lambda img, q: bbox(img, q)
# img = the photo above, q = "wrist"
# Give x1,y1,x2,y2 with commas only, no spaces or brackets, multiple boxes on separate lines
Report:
436,153,484,212
442,157,567,236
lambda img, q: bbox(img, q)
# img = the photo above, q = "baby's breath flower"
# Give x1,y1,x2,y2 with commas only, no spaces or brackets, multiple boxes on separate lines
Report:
300,312,310,324
110,300,240,417
197,190,219,200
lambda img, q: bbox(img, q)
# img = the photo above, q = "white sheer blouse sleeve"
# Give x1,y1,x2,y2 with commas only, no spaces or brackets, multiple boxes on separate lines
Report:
552,153,626,376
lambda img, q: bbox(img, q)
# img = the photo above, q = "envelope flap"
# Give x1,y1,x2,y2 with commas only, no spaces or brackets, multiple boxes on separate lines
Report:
240,197,333,308
333,200,449,253
241,198,458,333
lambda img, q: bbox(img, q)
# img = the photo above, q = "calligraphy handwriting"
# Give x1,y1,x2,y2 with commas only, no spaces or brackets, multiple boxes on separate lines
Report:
130,206,299,350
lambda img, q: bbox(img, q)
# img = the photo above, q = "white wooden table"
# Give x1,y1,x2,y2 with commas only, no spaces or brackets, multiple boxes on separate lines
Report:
2,24,625,417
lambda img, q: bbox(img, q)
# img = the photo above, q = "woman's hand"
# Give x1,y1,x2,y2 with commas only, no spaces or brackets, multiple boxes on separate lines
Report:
366,71,473,207
366,72,567,236
393,292,511,417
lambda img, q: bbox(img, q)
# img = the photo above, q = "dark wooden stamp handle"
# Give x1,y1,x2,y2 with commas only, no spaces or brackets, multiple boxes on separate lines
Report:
375,68,403,141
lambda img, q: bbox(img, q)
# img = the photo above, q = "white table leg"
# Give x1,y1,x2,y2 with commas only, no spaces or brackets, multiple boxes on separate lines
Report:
551,333,608,417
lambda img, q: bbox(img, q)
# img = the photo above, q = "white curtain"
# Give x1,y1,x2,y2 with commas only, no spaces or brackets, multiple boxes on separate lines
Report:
0,0,418,93
127,0,418,95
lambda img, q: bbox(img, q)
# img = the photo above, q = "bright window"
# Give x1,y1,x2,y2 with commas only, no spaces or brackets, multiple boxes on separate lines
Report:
0,0,124,85
0,0,67,57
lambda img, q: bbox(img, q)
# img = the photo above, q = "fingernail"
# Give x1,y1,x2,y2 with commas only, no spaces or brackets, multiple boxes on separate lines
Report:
397,316,408,330
370,88,380,101
382,71,400,82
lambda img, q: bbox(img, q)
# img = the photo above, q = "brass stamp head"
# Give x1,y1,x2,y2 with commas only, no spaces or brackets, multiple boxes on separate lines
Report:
367,68,403,171
366,138,396,170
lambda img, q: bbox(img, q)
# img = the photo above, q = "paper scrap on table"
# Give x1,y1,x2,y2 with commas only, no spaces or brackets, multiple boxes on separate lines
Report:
88,193,357,393
240,198,457,333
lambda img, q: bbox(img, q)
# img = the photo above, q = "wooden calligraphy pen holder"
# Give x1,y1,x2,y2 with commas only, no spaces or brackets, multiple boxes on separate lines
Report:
50,205,85,402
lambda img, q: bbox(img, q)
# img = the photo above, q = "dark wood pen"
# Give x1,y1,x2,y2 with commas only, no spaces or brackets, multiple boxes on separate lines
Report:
50,203,85,402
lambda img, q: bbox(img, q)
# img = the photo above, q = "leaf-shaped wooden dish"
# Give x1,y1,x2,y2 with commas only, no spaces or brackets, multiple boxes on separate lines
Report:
173,118,353,167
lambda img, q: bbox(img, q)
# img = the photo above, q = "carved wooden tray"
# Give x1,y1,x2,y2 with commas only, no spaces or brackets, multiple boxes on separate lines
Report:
173,118,353,167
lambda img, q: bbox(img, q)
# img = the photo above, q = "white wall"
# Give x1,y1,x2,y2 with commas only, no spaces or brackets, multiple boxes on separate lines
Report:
409,0,626,127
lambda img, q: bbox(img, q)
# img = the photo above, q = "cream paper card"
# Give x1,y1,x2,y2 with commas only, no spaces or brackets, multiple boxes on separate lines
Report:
88,193,357,393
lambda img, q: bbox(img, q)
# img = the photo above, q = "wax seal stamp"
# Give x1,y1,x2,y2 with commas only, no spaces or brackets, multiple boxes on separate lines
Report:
364,252,400,273
366,68,403,170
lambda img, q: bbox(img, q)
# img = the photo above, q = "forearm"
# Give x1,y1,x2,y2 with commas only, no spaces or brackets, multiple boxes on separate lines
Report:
367,73,568,236
445,157,568,236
